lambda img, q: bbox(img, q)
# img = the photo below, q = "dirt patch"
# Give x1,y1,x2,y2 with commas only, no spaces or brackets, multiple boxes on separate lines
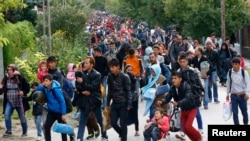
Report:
0,113,78,141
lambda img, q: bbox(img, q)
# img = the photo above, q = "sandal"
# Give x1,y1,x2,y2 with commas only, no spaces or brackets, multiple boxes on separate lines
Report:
134,131,140,136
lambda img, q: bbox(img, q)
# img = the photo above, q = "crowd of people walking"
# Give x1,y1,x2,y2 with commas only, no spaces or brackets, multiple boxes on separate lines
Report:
0,10,249,141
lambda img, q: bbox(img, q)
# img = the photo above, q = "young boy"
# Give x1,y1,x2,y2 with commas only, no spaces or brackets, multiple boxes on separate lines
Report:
144,108,170,141
35,74,68,141
23,82,43,141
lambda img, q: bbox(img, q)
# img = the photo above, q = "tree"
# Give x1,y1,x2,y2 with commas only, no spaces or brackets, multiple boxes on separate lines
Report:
36,6,88,40
0,0,26,47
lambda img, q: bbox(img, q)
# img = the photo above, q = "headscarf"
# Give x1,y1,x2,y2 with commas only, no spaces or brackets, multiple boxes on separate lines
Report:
141,64,161,116
141,64,161,94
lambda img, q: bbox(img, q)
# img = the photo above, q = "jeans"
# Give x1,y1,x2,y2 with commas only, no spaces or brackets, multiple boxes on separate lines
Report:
4,101,28,134
196,108,203,129
110,102,128,141
203,78,210,107
102,76,108,107
77,106,107,141
231,95,248,125
35,115,43,137
144,128,159,141
208,71,219,102
181,108,201,141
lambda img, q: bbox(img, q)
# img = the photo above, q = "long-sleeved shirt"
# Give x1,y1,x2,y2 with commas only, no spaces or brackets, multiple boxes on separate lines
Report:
226,68,250,96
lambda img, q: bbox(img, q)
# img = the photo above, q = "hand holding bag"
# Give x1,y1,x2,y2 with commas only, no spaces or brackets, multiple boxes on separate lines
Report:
223,100,232,121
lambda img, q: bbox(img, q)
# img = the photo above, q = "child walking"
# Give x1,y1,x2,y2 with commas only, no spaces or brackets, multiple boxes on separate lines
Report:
23,81,43,141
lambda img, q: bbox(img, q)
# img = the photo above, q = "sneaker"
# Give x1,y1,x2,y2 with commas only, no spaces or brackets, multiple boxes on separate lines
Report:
214,100,220,103
3,131,12,137
36,136,43,141
204,106,208,110
94,130,100,138
86,134,94,140
199,129,204,134
175,134,186,140
70,133,76,141
101,136,108,141
21,133,27,137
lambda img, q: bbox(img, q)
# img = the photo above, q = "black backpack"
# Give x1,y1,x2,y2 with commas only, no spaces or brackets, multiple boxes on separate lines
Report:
52,88,73,114
180,69,204,107
143,122,159,138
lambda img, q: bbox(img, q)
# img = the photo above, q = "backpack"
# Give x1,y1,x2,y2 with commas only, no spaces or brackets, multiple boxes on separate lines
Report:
52,88,73,114
228,69,245,92
180,69,204,107
169,107,181,132
62,78,74,99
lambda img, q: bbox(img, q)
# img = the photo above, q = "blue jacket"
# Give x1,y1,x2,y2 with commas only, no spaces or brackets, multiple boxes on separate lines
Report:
36,80,66,114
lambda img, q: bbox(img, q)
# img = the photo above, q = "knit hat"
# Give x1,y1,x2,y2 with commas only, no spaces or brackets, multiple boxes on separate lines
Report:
205,38,213,45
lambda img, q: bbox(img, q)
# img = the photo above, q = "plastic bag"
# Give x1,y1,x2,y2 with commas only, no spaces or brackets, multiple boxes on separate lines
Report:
223,100,232,121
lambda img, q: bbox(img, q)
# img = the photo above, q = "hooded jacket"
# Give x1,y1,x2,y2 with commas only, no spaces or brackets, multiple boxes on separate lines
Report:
37,61,48,83
36,80,66,114
66,63,75,82
143,47,153,68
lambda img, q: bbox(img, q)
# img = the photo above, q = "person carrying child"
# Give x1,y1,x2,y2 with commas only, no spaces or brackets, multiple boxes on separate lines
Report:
144,108,170,141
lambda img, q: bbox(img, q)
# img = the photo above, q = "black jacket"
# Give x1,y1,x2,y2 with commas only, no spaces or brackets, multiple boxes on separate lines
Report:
107,72,132,108
162,81,197,111
23,90,43,116
191,55,213,76
1,74,30,114
75,69,102,113
204,49,219,71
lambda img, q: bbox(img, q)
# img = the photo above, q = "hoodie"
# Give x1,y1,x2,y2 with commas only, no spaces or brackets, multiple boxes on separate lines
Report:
143,47,153,68
67,63,75,83
36,80,66,114
37,60,48,83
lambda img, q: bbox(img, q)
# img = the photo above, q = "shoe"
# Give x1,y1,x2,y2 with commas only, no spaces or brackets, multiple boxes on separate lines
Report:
199,129,204,134
175,134,186,140
214,100,220,103
70,133,76,141
204,106,208,110
21,133,27,137
3,131,12,137
134,131,140,136
94,130,100,138
101,136,108,141
36,136,43,141
86,134,94,140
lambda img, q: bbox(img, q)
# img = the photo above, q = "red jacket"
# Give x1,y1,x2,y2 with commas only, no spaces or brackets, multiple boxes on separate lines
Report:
151,116,170,139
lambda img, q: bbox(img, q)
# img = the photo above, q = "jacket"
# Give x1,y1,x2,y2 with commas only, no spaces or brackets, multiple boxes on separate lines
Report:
66,63,75,83
106,72,132,108
162,81,197,111
75,69,102,112
191,55,213,76
204,49,219,71
36,80,66,114
151,116,170,139
23,90,43,116
1,74,30,114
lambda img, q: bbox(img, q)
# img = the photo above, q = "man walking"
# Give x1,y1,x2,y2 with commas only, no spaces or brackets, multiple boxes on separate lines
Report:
226,57,250,125
106,58,132,141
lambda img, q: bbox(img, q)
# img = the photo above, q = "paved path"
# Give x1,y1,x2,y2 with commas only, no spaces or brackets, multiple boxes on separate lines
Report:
22,84,249,141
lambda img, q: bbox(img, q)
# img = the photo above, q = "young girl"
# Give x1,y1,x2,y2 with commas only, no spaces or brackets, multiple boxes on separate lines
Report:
37,60,48,83
144,108,170,141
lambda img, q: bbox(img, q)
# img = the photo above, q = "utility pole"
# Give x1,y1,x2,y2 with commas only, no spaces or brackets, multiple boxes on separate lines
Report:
42,0,46,54
221,0,226,40
47,0,52,55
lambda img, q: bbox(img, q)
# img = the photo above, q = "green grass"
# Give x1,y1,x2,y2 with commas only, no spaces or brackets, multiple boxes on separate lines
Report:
247,67,250,75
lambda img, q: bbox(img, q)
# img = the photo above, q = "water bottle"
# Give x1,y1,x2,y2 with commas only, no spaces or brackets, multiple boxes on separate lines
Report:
53,122,74,134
